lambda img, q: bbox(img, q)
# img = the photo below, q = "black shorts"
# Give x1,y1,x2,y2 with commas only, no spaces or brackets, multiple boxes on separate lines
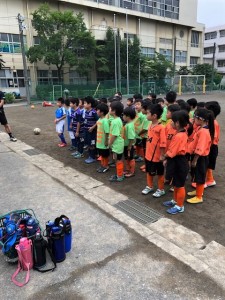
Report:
84,130,96,147
145,159,164,176
112,152,123,160
124,146,135,160
208,144,218,170
97,148,110,158
142,138,147,154
166,156,189,188
0,110,8,126
191,156,208,184
135,138,143,147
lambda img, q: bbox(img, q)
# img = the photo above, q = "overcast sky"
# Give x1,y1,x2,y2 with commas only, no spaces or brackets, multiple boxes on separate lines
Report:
197,0,225,28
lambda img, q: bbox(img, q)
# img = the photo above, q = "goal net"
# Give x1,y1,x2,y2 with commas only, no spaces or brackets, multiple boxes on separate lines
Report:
173,75,206,95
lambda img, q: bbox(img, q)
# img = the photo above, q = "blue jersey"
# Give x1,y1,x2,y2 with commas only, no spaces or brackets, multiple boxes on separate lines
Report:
66,107,73,131
84,109,98,130
55,106,66,119
71,107,84,135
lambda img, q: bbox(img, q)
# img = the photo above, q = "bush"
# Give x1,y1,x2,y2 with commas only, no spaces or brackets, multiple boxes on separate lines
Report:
4,93,15,104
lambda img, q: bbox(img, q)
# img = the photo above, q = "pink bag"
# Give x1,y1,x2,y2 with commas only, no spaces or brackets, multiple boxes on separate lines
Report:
11,238,33,287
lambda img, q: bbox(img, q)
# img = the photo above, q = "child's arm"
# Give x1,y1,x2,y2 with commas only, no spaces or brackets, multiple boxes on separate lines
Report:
55,114,66,123
88,123,97,132
159,147,166,161
191,154,199,168
0,99,4,108
138,129,147,136
75,122,80,137
105,133,109,147
109,135,116,148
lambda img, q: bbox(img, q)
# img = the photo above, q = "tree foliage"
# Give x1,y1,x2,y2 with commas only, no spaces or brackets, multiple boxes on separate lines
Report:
27,4,96,81
192,63,222,85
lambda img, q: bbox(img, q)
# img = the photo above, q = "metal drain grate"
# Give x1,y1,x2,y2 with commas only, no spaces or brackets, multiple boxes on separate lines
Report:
114,199,163,224
23,149,42,156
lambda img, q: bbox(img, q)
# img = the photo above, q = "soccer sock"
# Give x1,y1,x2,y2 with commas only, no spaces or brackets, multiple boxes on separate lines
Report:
139,147,145,158
176,187,185,207
116,160,124,177
158,175,164,190
147,174,153,188
71,138,76,147
136,146,142,156
59,133,66,144
173,187,178,202
101,157,105,167
129,159,136,174
8,132,13,138
206,169,214,182
89,148,96,159
125,160,130,172
196,184,204,198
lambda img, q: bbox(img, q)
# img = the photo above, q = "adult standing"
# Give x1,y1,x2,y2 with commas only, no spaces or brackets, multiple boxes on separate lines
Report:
0,91,17,142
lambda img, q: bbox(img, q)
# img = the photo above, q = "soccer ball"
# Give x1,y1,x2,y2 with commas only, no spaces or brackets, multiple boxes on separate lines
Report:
31,105,35,109
34,128,41,135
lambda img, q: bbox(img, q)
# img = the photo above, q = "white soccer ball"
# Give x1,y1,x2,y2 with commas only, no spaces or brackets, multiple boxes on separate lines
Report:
34,128,41,135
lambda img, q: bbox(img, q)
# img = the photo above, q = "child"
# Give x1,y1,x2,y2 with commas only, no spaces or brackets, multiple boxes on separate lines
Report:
0,91,17,142
83,96,99,164
161,91,177,126
205,101,221,187
127,97,135,109
155,98,165,107
64,99,76,151
55,97,67,147
187,108,215,204
96,103,110,173
70,98,84,158
123,107,136,178
162,111,190,214
187,98,197,118
134,99,145,162
108,101,124,182
142,104,166,198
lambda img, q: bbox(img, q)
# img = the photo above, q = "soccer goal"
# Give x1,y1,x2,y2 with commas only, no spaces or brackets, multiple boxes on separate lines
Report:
142,82,156,96
173,75,206,95
52,85,63,102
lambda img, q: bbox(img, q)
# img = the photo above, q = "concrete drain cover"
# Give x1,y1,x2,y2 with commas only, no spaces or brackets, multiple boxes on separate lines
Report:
23,149,42,156
114,199,163,224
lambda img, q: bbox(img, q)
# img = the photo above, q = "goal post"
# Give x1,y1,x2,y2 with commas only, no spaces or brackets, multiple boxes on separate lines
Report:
52,85,63,102
173,75,206,95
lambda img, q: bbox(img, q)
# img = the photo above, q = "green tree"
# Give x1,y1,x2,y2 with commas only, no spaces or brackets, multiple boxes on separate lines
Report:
27,4,96,82
0,54,5,69
178,66,191,75
192,63,222,85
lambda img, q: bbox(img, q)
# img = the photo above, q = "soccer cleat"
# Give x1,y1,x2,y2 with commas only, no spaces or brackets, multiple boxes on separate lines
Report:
135,157,144,162
97,166,109,173
142,186,154,195
68,146,76,151
140,165,146,170
109,175,124,182
85,157,96,164
71,151,79,156
187,190,196,196
206,180,216,187
124,172,135,178
73,152,84,159
192,182,207,189
169,186,174,192
10,136,17,142
109,161,116,167
163,199,177,207
58,143,67,148
186,196,203,204
97,156,102,161
152,189,166,198
167,205,184,214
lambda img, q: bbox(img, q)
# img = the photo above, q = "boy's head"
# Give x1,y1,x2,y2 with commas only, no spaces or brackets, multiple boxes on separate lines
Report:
165,91,177,105
197,101,205,108
127,97,134,107
99,97,108,104
187,98,197,110
141,99,151,114
84,96,95,110
70,97,79,108
134,99,143,112
177,99,191,113
133,93,143,101
123,107,136,122
147,104,163,121
114,91,122,101
96,103,109,118
167,104,181,119
147,93,157,101
110,101,124,117
205,101,221,118
155,97,165,107
57,97,64,107
64,99,70,107
79,98,84,108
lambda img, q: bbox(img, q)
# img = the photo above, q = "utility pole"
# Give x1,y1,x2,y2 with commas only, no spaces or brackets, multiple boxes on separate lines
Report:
173,37,177,78
211,42,216,90
117,29,121,92
114,14,118,92
17,13,31,104
126,11,129,95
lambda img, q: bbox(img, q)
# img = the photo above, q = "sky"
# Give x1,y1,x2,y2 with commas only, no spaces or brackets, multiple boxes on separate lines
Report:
197,0,225,28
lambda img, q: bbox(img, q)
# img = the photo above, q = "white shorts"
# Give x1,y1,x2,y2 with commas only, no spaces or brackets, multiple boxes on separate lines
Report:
56,120,65,133
68,131,75,139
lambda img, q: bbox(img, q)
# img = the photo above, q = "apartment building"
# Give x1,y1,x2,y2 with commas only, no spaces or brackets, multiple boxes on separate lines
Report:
0,0,204,96
204,25,225,81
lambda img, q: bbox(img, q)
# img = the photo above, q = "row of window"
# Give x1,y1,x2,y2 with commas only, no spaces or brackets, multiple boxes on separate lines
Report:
205,30,225,40
0,33,26,54
89,0,179,19
204,44,225,54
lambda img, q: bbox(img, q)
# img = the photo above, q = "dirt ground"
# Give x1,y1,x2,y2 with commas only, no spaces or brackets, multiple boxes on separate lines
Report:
3,92,225,246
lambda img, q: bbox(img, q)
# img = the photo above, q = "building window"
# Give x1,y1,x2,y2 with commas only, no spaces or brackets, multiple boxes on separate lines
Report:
159,48,172,61
141,47,155,58
191,31,199,48
175,50,187,63
33,36,41,45
159,38,173,45
204,47,215,55
0,33,26,53
218,45,225,52
220,30,225,38
37,70,60,85
217,60,225,67
69,71,87,85
124,33,136,40
205,31,217,40
190,57,198,67
0,69,27,88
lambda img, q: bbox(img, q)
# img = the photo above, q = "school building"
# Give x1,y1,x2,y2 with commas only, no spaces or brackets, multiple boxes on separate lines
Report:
0,0,204,97
204,25,225,83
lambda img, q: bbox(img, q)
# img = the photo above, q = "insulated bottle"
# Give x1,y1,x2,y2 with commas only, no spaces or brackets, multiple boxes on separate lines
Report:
51,226,65,262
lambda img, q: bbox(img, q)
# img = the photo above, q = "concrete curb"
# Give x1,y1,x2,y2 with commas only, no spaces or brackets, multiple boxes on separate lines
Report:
1,133,225,287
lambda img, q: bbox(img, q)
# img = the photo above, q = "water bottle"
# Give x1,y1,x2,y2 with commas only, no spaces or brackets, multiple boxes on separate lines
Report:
33,232,46,269
26,218,39,237
45,221,55,238
51,226,65,263
61,218,72,253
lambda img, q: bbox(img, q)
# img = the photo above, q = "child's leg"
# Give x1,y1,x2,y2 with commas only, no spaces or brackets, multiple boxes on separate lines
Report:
58,132,66,144
206,169,215,183
176,187,185,207
158,175,164,190
116,159,124,178
196,184,204,198
146,173,153,188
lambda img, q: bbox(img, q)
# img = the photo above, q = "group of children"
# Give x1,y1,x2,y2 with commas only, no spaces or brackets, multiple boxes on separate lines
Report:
54,91,221,215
